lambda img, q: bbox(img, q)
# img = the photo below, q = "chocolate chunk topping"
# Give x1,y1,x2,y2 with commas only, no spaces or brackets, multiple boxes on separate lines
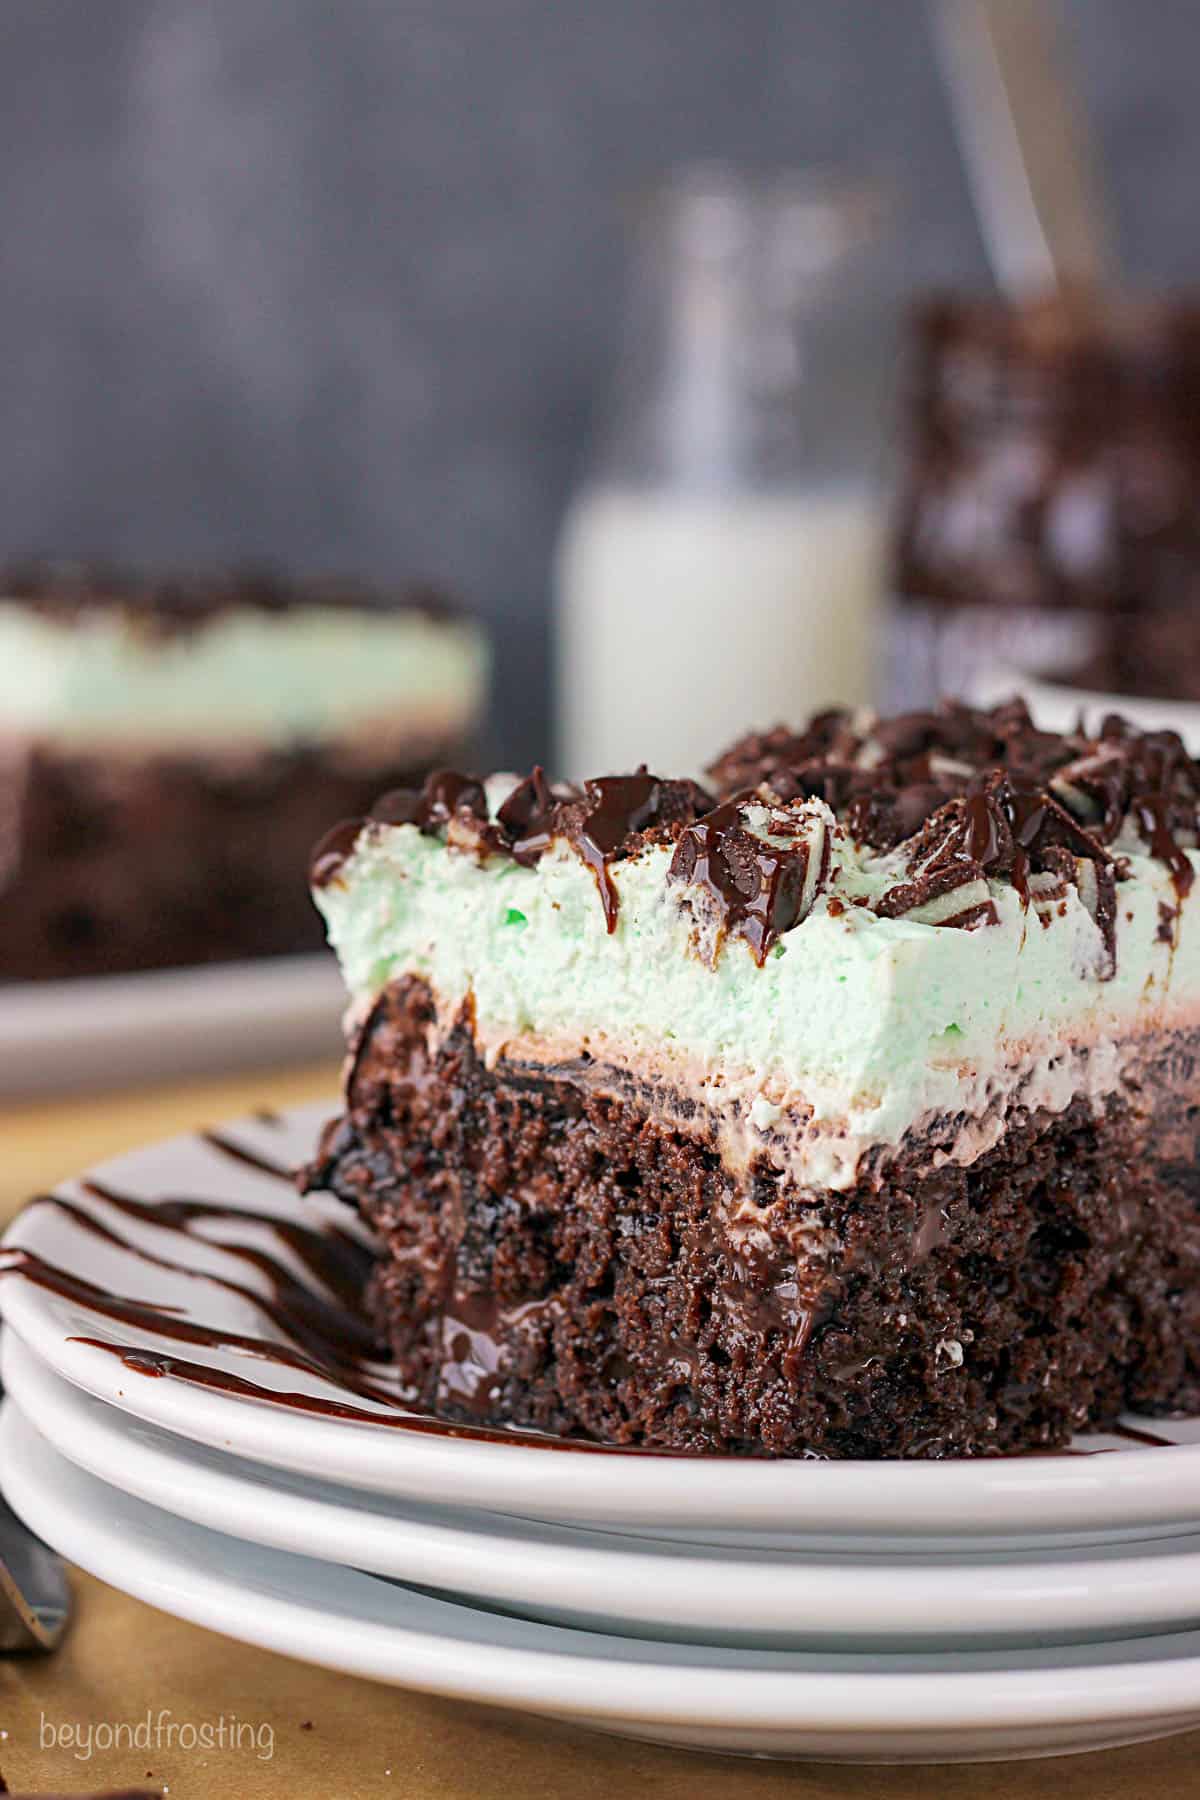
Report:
1,557,463,636
1134,795,1196,898
309,816,369,888
713,700,1200,912
496,765,576,865
311,771,494,886
325,702,1198,976
669,795,831,964
337,763,710,931
557,769,713,932
375,769,488,829
918,773,1111,908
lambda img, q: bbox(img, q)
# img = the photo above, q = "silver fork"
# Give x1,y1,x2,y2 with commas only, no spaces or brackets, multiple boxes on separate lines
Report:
0,1382,71,1653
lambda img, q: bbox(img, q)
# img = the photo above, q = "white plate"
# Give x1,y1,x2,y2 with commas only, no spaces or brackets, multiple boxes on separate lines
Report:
5,1404,1200,1764
3,1104,1200,1545
10,1330,1200,1651
970,668,1200,749
0,955,344,1096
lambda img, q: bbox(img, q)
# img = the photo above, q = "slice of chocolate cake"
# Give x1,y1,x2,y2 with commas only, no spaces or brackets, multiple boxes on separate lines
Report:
303,701,1200,1457
0,562,488,980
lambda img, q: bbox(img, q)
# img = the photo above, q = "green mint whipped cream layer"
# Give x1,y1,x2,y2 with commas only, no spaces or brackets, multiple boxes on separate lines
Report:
316,786,1200,1192
0,602,488,749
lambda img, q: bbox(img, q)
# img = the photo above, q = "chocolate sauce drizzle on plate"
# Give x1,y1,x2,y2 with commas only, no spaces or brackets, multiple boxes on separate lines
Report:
0,1127,1185,1461
0,1133,669,1455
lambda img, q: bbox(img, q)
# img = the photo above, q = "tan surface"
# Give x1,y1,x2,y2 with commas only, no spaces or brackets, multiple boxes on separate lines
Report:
2,1065,1199,1797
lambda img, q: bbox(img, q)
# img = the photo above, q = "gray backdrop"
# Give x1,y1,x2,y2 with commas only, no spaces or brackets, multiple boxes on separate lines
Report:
3,1,1198,763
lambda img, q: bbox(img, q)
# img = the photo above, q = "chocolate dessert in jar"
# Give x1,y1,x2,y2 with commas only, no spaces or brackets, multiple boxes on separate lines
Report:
888,294,1200,713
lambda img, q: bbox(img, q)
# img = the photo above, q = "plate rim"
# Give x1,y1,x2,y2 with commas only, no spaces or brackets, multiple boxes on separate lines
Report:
5,1399,1200,1739
12,1329,1200,1645
0,958,344,1096
4,1102,1200,1537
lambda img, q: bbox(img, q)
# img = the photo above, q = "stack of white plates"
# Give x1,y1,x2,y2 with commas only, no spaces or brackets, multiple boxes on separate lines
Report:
4,1104,1200,1764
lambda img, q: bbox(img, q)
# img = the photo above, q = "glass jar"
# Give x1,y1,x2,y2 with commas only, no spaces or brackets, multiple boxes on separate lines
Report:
888,294,1200,712
554,165,891,780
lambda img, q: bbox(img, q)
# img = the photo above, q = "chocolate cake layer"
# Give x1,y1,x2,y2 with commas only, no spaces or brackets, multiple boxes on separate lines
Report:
306,976,1200,1457
1,745,458,982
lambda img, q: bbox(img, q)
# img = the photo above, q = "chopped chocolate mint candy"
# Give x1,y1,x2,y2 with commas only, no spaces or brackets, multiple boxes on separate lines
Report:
710,699,1200,957
670,796,831,965
309,816,370,887
559,769,713,931
496,765,577,865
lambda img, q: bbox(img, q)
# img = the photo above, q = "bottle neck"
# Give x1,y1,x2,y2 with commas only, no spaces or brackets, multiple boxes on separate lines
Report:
590,169,887,495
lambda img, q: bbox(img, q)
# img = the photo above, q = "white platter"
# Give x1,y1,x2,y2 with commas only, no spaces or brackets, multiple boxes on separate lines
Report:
3,1104,1200,1546
9,1328,1200,1651
5,1403,1200,1765
0,955,344,1096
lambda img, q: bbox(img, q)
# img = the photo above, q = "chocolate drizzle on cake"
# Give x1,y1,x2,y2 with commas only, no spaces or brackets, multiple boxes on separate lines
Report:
668,796,832,964
311,762,712,929
309,817,371,889
556,768,712,932
495,765,562,863
372,770,489,830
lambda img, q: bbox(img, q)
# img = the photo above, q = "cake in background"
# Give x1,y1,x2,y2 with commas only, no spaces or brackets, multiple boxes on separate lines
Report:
889,294,1200,717
0,561,489,981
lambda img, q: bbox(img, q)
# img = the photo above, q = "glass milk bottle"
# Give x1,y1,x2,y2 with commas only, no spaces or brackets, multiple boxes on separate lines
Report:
555,166,891,780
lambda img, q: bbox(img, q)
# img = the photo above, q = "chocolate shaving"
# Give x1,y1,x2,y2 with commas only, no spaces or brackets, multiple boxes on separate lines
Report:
1134,795,1196,897
317,702,1199,974
371,769,488,830
495,765,570,864
876,864,996,929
